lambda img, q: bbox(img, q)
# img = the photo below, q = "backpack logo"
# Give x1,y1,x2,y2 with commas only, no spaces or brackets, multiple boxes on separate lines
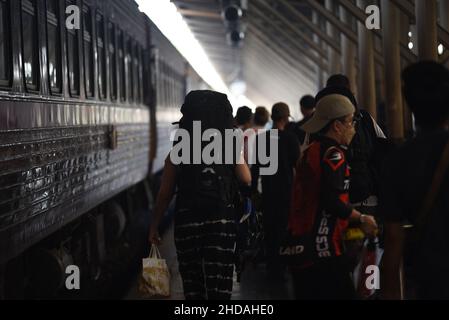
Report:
202,168,216,175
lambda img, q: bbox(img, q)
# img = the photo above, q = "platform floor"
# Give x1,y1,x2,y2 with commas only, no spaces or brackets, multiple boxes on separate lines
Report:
124,223,294,300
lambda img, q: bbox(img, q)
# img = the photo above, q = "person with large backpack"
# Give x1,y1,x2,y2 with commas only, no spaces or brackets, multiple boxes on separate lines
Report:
149,91,251,300
315,79,390,298
287,94,378,300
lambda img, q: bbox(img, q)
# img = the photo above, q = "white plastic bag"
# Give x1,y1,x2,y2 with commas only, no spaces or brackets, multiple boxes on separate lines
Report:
139,244,170,298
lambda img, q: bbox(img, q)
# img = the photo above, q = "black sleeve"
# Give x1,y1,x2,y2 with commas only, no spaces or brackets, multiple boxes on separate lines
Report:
288,133,300,169
321,147,353,219
378,153,403,223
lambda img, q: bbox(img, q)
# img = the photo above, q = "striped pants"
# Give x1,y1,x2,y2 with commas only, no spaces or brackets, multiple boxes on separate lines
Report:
174,208,237,300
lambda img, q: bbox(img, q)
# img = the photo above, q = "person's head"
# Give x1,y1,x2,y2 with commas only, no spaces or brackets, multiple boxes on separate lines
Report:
326,74,351,90
301,94,356,146
315,85,358,110
402,61,449,130
271,102,291,129
300,95,316,118
254,106,270,128
235,106,253,130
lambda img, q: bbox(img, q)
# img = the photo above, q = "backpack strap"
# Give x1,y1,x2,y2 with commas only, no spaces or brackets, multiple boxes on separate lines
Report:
415,137,449,235
299,133,312,161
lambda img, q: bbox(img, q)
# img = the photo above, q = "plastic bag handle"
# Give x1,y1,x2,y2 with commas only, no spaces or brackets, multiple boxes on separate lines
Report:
149,244,162,259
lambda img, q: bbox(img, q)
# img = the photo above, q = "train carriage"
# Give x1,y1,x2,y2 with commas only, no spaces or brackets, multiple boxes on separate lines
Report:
0,0,211,299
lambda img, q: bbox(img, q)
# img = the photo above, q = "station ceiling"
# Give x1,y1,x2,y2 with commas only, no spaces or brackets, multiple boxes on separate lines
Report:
173,0,320,118
172,0,449,119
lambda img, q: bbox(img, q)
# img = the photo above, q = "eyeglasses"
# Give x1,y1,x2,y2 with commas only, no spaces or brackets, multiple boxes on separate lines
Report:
338,114,361,127
338,118,357,127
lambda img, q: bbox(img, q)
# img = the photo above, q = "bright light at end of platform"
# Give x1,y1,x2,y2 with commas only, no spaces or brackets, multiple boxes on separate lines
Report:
439,44,444,55
136,0,255,110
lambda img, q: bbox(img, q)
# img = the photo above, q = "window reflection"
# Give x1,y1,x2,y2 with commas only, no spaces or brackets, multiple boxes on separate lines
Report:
83,5,94,97
109,23,117,100
67,0,79,95
22,0,39,90
0,0,9,81
47,0,61,93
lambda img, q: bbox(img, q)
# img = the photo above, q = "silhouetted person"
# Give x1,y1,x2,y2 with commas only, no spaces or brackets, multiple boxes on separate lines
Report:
149,91,251,300
287,95,316,145
254,106,270,130
259,103,300,280
235,106,253,131
380,61,449,300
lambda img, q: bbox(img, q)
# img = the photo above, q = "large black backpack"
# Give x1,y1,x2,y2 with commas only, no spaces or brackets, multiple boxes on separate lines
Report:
175,91,238,213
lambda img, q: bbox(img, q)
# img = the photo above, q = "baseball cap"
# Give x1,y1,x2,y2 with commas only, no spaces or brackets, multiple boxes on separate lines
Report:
301,94,355,133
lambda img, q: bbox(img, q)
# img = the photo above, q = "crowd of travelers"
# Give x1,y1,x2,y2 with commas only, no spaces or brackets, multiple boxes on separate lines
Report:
148,61,449,300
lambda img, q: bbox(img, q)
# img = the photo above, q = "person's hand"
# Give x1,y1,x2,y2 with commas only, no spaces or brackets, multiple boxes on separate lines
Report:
149,224,161,245
360,214,378,239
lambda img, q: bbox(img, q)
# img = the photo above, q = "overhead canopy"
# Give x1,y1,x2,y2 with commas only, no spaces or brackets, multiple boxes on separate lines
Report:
172,0,449,121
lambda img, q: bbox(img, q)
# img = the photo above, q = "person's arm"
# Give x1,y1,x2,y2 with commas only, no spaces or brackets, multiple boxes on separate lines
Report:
322,147,377,235
289,134,300,169
321,147,355,219
149,156,177,244
378,153,405,299
380,222,405,300
235,155,251,186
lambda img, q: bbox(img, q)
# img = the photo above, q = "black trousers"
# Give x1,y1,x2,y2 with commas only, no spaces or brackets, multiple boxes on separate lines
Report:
291,257,356,300
174,208,237,300
262,192,290,276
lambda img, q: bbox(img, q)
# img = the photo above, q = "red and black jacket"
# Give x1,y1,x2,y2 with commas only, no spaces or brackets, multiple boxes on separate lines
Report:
289,136,353,261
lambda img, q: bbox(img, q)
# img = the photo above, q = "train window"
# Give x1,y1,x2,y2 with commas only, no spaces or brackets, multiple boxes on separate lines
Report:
156,58,162,107
46,0,62,94
126,38,134,102
66,0,79,96
159,59,164,108
22,0,39,91
134,44,142,103
167,65,171,107
164,63,169,108
108,22,117,101
118,29,126,101
96,13,106,100
158,60,163,108
83,5,94,98
0,0,11,86
139,47,144,103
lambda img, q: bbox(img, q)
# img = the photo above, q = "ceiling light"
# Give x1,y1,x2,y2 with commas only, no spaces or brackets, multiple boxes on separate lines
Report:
136,0,254,109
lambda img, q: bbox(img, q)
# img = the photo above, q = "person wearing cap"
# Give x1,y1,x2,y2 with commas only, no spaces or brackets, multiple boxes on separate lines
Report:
256,102,300,281
316,78,391,299
288,94,378,300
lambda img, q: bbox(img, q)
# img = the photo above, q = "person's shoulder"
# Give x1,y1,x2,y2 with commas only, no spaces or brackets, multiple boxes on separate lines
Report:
396,130,449,160
323,146,346,171
282,128,300,144
297,119,307,127
382,134,434,171
298,114,313,126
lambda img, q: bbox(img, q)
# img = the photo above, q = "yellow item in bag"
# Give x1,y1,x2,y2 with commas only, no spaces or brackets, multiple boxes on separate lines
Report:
344,227,365,241
139,244,170,298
